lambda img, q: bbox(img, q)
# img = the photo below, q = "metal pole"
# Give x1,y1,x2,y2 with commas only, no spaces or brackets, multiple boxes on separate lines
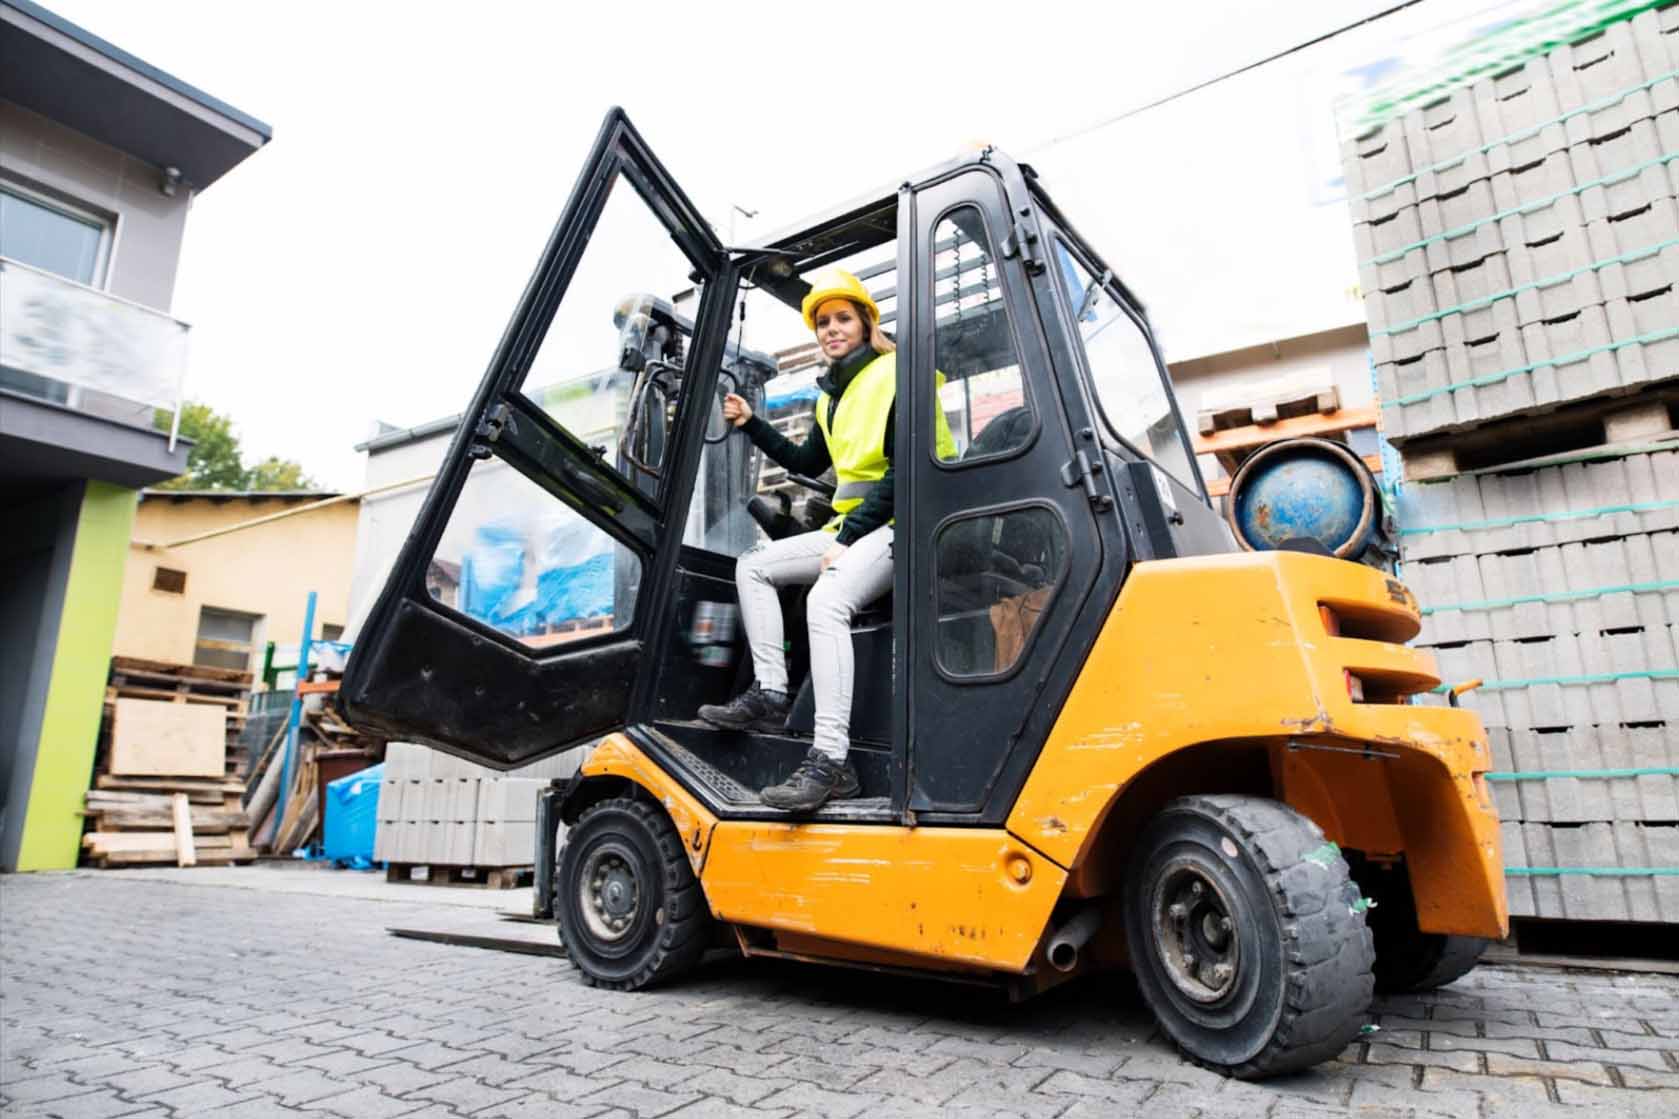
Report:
272,590,318,849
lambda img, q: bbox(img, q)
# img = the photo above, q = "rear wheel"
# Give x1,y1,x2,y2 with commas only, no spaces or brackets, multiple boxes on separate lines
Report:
1350,855,1489,993
556,797,711,989
1124,795,1374,1078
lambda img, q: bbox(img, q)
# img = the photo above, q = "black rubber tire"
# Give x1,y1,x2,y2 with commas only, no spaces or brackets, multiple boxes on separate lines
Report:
1123,794,1375,1079
555,797,711,990
1377,934,1489,993
1353,857,1489,993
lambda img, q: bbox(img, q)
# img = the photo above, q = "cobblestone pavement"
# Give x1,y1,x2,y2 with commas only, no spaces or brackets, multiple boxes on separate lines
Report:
3,870,1677,1118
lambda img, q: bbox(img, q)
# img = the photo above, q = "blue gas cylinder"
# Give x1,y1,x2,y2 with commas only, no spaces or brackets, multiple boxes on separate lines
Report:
1226,437,1377,559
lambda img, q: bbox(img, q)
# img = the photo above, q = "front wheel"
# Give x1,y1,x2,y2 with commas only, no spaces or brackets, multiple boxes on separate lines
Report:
1124,795,1375,1078
556,796,711,990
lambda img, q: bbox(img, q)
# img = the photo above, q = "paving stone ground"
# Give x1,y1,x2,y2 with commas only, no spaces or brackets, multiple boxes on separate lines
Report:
2,868,1676,1118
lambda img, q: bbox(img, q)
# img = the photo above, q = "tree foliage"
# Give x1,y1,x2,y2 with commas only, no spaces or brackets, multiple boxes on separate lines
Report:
154,402,317,491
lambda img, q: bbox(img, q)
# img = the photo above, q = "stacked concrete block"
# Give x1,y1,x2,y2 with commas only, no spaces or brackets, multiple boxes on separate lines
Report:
1501,821,1679,922
1351,16,1679,445
1350,18,1679,922
371,742,578,868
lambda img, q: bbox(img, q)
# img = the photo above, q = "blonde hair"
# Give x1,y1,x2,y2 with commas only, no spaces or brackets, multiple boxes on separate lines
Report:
814,298,895,362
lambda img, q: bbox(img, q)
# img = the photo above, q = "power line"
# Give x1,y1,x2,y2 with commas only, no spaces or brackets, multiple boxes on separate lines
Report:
1025,0,1433,154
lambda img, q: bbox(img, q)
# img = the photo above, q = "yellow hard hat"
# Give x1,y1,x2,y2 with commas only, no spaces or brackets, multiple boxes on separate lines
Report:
801,268,879,330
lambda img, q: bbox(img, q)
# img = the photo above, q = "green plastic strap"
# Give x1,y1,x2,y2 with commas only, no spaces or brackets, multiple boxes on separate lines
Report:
1374,236,1679,337
1422,578,1679,614
1506,866,1679,876
1393,322,1679,406
1398,497,1679,535
1364,149,1679,268
1358,65,1679,203
1430,668,1679,692
1486,766,1679,780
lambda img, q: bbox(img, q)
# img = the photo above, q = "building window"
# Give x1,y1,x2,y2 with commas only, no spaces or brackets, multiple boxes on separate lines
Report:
195,607,259,673
0,181,111,287
151,567,187,594
320,624,344,642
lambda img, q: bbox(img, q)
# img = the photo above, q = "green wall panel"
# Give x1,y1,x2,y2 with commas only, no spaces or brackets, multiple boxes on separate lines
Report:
15,482,137,871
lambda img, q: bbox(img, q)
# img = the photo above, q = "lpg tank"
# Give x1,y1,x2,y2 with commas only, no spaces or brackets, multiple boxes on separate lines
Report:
1223,436,1393,567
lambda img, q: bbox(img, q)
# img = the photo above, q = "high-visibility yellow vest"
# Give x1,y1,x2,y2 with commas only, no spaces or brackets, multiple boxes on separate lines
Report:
813,351,957,534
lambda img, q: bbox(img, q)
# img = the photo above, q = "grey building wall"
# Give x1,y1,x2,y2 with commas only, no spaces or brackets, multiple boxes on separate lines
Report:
0,481,82,872
0,98,191,312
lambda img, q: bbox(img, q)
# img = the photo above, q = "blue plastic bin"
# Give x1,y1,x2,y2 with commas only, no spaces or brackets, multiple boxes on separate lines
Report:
322,762,383,865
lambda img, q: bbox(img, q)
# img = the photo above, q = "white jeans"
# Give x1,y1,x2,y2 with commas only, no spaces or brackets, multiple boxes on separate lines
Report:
735,525,893,761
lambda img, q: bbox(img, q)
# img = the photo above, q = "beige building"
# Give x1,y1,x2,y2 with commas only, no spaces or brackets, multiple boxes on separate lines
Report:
115,491,358,682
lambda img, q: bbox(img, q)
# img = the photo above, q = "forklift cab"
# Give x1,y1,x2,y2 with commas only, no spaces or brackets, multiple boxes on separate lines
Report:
343,107,1230,822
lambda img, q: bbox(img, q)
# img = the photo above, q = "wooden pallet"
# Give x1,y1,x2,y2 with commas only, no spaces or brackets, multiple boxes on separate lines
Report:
1397,392,1679,482
385,864,534,890
1193,404,1380,478
1197,384,1341,435
110,655,252,686
82,789,253,867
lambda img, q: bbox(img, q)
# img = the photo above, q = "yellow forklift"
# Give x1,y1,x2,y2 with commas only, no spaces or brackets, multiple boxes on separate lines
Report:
342,109,1506,1078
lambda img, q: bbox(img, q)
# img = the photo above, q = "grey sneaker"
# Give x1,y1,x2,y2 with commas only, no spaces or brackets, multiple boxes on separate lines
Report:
697,684,789,732
761,749,860,812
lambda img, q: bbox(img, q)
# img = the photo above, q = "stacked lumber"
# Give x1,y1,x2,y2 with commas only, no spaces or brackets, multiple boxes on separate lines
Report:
83,783,254,866
83,657,256,867
105,655,250,778
1341,7,1679,923
247,680,383,856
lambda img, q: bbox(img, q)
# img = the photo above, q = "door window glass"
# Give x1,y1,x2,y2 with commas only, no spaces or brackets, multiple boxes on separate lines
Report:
519,172,706,487
932,209,1032,462
934,505,1067,677
1055,243,1196,487
427,459,639,646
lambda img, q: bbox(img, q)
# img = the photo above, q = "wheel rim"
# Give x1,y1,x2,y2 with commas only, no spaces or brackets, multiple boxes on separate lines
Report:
1151,857,1241,1005
578,841,641,945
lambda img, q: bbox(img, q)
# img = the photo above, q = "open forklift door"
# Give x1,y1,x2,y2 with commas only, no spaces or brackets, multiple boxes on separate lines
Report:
341,109,735,769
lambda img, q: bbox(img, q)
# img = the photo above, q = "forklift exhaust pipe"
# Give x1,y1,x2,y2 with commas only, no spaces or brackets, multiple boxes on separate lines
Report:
1047,906,1103,972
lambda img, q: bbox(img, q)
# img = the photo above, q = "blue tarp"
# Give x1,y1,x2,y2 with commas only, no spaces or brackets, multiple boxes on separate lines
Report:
765,383,820,410
322,762,382,865
458,517,614,637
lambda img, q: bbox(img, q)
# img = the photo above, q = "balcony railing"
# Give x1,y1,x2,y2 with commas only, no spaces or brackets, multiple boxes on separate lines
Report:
0,256,189,436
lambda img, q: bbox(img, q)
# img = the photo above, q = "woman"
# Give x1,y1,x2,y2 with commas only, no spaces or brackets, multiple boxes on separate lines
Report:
699,267,953,812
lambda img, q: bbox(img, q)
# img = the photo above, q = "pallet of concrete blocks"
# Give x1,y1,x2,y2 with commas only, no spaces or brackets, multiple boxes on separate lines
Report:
1501,820,1679,922
1407,527,1679,647
1489,725,1679,825
1418,622,1679,731
1394,445,1679,562
373,741,575,885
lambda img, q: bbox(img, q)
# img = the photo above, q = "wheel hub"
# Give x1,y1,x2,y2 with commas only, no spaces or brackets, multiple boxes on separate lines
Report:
1153,862,1241,1004
579,847,640,943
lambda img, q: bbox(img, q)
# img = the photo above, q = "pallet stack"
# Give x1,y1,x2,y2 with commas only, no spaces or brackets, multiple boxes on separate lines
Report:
82,657,255,867
1344,7,1679,925
374,742,577,887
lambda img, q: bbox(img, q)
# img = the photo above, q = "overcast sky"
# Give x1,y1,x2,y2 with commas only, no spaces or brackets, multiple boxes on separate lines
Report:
46,0,1421,490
